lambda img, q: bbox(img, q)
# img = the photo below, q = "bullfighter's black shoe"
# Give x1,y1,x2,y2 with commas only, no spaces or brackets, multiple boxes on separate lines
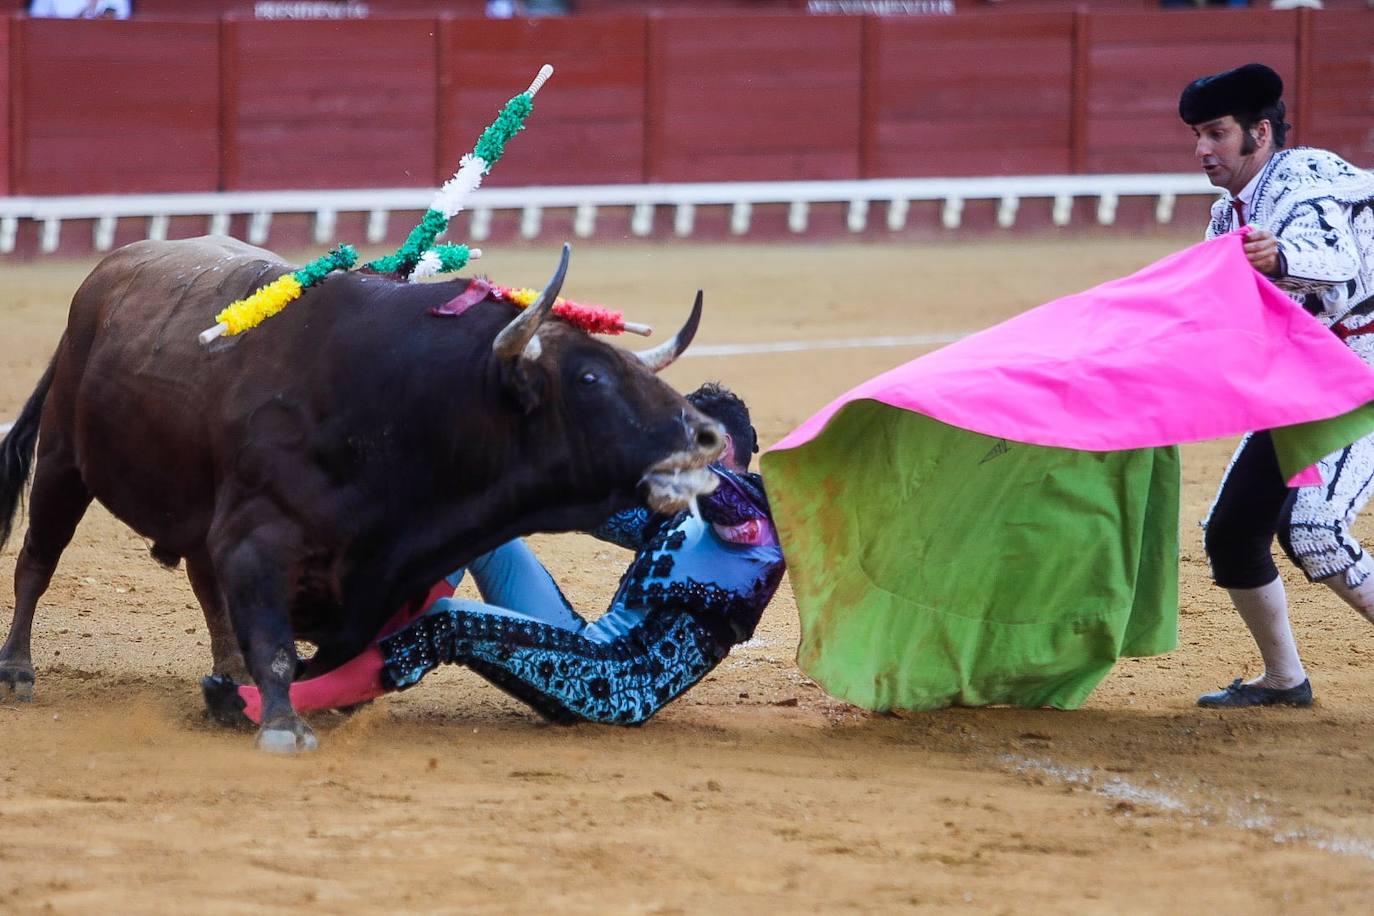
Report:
201,674,253,728
1197,677,1313,708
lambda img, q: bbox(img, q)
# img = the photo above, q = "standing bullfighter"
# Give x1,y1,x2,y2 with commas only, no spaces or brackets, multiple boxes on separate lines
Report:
1183,64,1374,707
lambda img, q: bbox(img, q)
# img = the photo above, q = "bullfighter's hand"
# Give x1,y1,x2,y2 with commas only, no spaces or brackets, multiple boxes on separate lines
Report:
1242,229,1282,276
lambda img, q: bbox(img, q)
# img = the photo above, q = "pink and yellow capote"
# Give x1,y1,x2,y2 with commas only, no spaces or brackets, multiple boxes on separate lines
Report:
762,232,1374,711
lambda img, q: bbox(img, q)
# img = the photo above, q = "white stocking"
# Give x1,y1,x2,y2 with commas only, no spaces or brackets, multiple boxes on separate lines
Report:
1228,578,1307,689
1320,565,1374,626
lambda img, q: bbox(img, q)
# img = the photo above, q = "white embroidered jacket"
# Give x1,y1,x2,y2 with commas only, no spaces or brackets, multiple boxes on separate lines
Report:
1205,147,1374,363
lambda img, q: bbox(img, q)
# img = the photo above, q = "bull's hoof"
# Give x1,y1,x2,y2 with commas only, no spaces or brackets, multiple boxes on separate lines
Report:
0,663,35,702
255,720,318,755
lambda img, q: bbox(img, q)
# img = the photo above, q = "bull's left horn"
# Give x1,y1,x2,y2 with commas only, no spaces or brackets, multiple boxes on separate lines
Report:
493,242,570,362
636,290,703,373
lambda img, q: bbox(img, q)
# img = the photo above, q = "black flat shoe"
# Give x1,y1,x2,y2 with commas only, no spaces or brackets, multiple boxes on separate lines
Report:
201,674,253,728
1197,677,1313,708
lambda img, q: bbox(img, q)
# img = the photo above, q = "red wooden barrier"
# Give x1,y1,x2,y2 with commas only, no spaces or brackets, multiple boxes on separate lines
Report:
578,1,804,10
1081,10,1299,174
863,12,1074,178
950,0,1147,8
134,1,486,17
8,9,1374,203
1302,9,1374,165
438,15,648,186
0,16,10,198
646,13,863,183
221,18,438,190
10,18,221,195
133,0,245,17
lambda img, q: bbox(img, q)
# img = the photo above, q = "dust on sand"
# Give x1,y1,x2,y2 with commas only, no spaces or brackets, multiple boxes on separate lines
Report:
2,239,1373,913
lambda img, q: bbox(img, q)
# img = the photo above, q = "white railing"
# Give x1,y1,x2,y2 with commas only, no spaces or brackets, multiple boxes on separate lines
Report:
0,174,1219,255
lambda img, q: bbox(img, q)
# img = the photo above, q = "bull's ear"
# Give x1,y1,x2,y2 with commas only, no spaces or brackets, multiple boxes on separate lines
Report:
499,351,546,414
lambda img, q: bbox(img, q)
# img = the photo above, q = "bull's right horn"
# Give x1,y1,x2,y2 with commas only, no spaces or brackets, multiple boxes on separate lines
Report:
493,242,570,361
636,290,703,373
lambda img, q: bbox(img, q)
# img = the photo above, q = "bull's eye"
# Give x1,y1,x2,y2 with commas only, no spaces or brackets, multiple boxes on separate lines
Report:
579,371,600,386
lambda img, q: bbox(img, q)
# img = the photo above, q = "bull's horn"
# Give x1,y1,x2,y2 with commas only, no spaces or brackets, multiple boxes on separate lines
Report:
636,290,702,373
493,242,570,361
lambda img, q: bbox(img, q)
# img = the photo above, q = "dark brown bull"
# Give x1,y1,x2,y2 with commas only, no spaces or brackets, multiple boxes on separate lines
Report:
0,237,723,752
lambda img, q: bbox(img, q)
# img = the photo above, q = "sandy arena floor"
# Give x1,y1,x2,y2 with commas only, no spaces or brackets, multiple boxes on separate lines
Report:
2,237,1373,914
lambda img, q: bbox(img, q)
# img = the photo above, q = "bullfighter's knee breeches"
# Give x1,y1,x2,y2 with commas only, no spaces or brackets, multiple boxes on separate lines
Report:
1204,432,1290,588
378,604,730,725
1205,431,1374,589
1277,432,1374,587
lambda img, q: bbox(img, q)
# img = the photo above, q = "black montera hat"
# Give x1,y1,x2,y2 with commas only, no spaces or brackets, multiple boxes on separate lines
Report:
1178,63,1284,124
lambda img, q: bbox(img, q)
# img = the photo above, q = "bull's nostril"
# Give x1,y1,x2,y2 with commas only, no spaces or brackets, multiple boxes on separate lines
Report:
696,428,721,450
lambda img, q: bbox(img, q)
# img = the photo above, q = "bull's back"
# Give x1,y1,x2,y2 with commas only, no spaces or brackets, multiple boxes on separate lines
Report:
72,236,286,347
56,237,291,548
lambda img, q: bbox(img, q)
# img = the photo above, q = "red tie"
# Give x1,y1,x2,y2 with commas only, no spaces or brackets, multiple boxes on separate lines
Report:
1232,199,1247,227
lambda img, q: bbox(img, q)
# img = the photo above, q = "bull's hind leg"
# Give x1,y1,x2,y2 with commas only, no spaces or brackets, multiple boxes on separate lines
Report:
1,452,93,700
185,551,250,682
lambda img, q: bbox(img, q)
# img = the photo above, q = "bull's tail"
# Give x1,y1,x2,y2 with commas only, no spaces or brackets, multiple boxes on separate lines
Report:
0,360,56,550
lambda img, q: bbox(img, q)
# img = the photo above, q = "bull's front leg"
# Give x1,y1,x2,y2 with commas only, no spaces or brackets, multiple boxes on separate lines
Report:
211,525,317,754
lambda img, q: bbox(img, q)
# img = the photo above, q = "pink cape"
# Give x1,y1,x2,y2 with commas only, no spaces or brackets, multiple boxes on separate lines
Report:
772,233,1374,487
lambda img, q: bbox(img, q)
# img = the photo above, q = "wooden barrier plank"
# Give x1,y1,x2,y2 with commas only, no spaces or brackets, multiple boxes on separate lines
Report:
578,0,803,9
129,0,243,16
223,18,438,190
134,0,487,16
1083,10,1298,174
439,16,648,186
12,19,220,195
0,16,10,198
864,12,1074,177
951,0,1146,7
140,0,780,12
1303,10,1374,166
647,14,863,182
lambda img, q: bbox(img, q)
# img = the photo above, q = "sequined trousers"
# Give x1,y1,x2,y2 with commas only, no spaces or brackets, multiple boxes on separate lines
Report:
378,605,731,725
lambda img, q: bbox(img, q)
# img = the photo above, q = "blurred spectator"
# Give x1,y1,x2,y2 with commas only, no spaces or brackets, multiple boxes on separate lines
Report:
28,0,131,17
486,0,569,15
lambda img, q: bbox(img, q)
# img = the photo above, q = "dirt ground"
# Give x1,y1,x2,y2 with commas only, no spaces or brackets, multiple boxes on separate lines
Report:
2,237,1373,914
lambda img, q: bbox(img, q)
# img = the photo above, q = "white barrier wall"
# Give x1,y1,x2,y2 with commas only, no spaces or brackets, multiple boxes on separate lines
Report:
0,175,1219,255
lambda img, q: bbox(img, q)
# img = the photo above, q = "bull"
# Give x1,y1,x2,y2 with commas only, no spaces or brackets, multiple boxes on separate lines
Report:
0,237,724,752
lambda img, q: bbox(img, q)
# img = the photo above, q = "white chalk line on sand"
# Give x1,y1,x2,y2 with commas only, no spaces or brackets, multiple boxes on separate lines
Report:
1006,754,1374,863
0,333,969,436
